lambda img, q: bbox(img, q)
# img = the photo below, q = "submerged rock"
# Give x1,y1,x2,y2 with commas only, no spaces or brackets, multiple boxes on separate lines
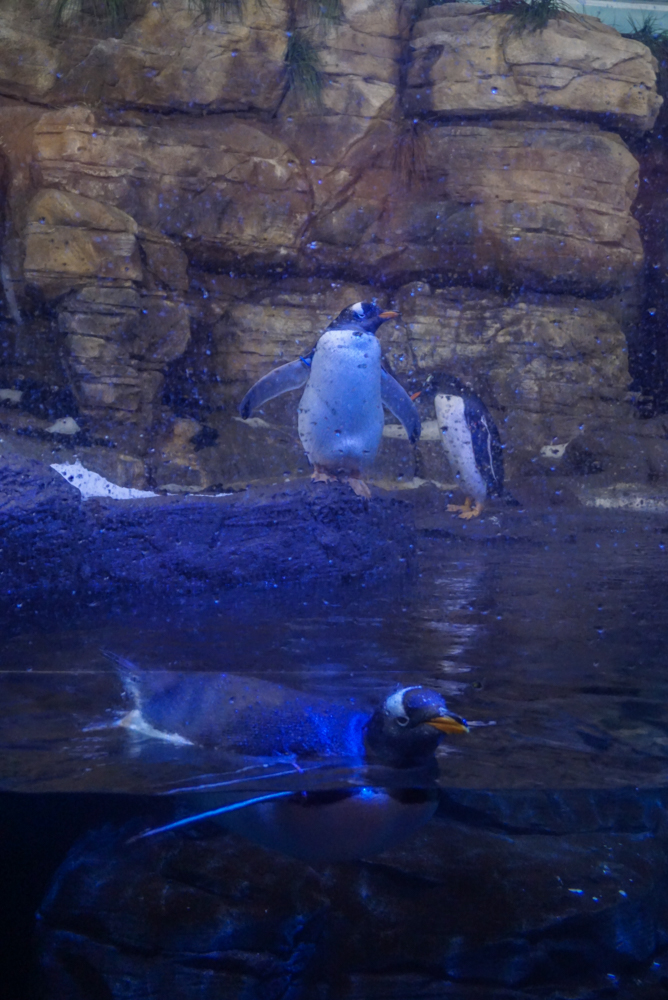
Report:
37,791,668,999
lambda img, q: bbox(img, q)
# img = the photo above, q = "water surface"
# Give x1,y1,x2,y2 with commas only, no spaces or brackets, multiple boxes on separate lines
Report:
2,509,667,796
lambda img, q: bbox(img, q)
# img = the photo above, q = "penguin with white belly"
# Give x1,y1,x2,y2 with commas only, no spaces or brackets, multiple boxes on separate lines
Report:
103,651,469,861
414,373,506,519
239,302,421,498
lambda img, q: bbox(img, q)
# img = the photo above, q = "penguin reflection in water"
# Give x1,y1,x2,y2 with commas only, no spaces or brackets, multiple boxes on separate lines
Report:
239,302,421,499
105,651,468,862
415,373,506,520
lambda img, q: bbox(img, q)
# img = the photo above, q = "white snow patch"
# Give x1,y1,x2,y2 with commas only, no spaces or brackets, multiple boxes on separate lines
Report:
0,389,22,404
540,443,568,460
51,459,158,500
51,459,232,500
383,422,408,440
233,416,272,429
581,484,668,513
47,416,81,435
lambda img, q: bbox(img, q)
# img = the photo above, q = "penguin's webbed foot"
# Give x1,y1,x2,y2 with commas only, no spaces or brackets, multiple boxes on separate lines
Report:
312,469,339,485
344,477,372,499
447,498,483,520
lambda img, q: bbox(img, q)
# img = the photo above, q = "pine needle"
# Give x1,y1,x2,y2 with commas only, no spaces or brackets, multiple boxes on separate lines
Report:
285,30,324,106
624,14,668,60
188,0,245,21
481,0,577,33
392,120,428,189
50,0,136,28
303,0,342,29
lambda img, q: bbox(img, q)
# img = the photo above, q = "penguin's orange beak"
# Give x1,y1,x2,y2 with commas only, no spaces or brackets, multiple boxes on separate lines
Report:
410,390,421,401
378,310,399,320
426,713,469,735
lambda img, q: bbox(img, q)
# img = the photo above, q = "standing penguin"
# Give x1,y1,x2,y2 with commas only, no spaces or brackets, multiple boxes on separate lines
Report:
239,302,421,498
415,372,505,519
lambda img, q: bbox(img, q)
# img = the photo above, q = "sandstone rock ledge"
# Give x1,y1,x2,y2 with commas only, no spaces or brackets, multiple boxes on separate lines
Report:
406,4,663,132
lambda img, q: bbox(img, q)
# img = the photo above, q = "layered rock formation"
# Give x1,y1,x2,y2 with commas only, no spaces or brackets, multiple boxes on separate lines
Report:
159,273,633,482
0,0,662,488
405,4,662,131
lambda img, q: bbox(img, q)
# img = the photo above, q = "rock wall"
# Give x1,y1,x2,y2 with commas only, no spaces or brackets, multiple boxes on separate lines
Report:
0,0,662,489
405,4,661,130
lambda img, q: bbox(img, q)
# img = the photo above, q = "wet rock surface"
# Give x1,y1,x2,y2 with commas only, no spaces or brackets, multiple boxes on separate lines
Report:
0,453,416,604
4,449,668,611
0,453,87,597
36,793,668,999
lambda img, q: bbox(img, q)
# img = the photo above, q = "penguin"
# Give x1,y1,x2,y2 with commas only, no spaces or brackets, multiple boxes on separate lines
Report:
414,372,505,519
105,651,468,767
239,302,421,498
182,786,444,863
106,651,468,861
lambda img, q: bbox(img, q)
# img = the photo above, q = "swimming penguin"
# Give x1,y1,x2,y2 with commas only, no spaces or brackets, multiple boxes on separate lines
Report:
239,302,421,498
174,786,443,863
105,651,468,767
414,373,505,519
106,651,468,860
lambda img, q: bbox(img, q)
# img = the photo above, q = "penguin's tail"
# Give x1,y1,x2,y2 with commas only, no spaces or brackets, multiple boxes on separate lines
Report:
101,649,143,705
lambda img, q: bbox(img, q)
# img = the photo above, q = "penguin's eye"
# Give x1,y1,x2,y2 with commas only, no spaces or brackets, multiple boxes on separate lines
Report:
395,715,409,727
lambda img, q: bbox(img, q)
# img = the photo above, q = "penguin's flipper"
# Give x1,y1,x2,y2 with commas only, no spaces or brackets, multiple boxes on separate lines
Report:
127,791,295,843
239,357,311,419
381,369,422,444
466,406,504,497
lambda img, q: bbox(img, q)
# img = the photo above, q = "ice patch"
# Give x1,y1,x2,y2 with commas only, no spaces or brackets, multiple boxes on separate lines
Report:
51,459,158,500
581,484,668,513
0,389,22,404
540,443,568,459
47,416,81,435
233,416,272,429
51,459,232,500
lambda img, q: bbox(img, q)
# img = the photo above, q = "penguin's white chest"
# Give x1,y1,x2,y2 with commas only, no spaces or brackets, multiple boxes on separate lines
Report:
298,329,384,473
434,394,487,501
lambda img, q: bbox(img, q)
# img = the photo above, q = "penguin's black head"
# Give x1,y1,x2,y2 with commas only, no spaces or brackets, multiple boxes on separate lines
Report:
330,301,400,335
364,686,468,768
416,372,467,399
